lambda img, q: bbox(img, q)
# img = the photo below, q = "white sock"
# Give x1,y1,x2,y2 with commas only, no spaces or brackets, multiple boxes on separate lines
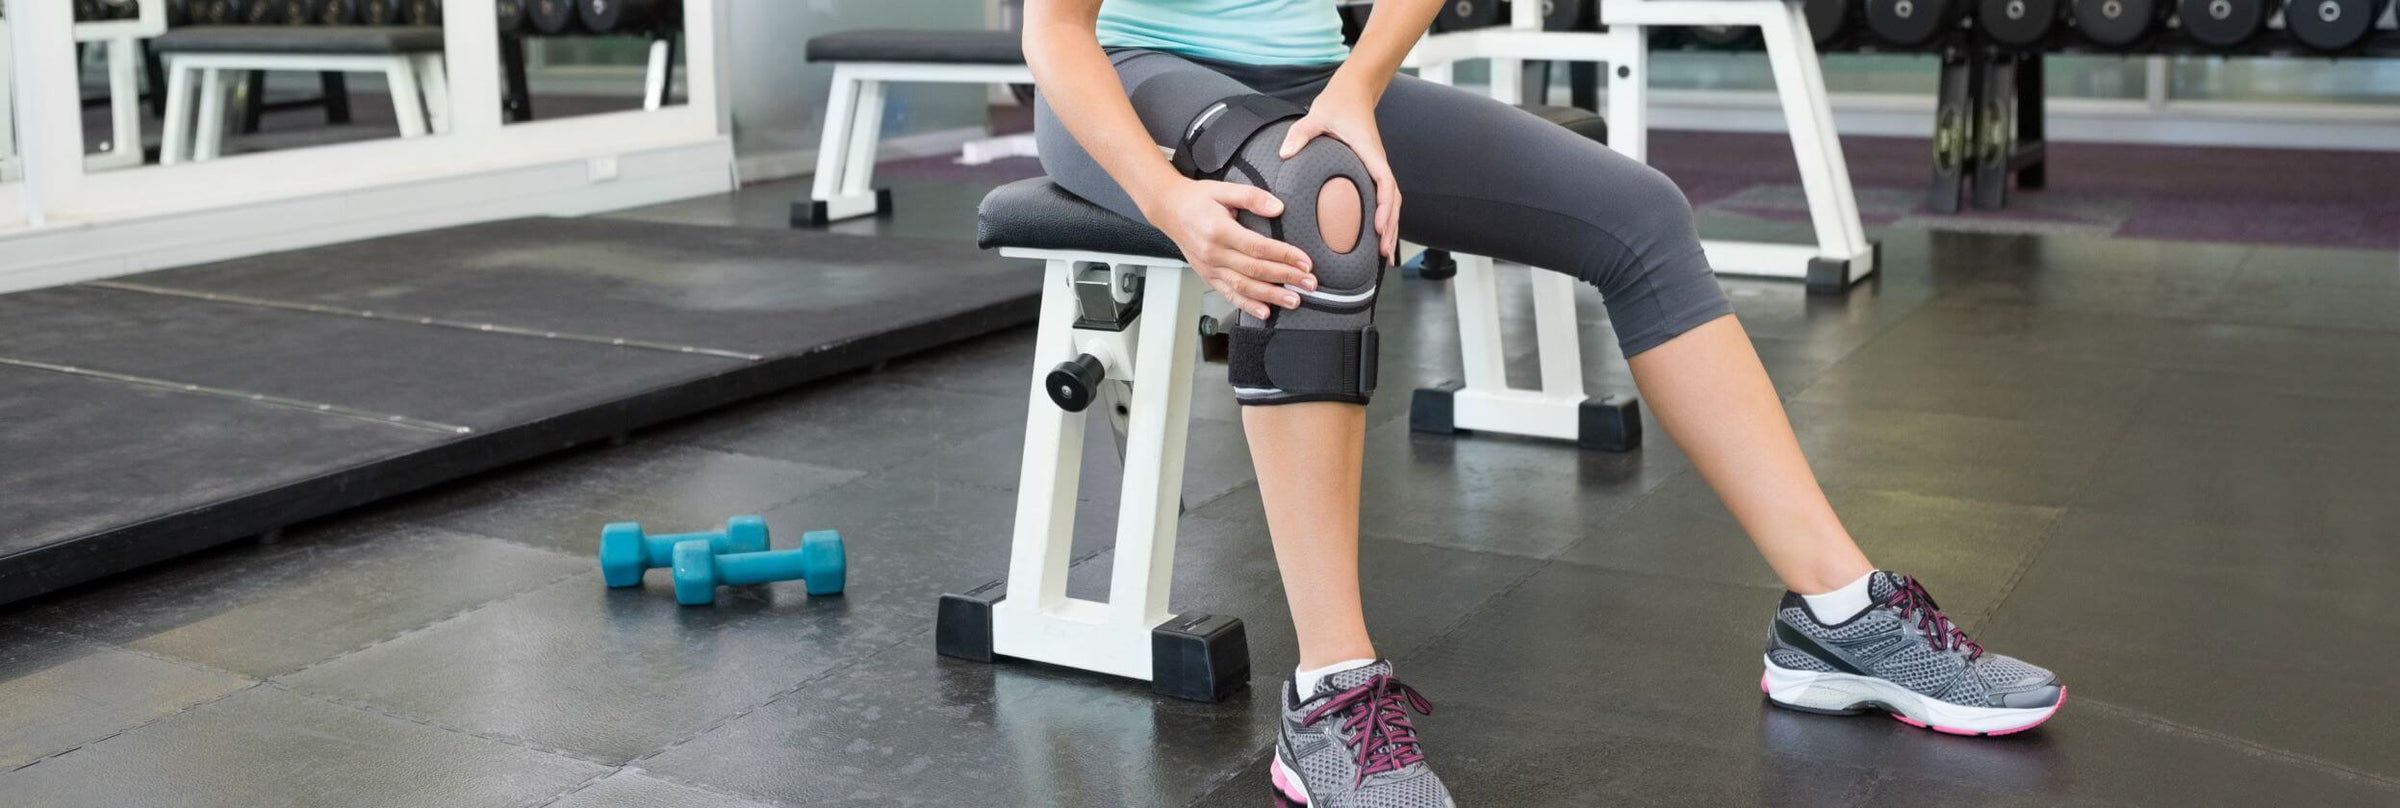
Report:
1802,571,1877,623
1293,658,1377,696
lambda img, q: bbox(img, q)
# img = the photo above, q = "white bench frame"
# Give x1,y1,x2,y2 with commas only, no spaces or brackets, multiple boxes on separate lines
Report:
805,61,1033,223
978,245,1216,688
160,51,450,164
1405,0,1877,447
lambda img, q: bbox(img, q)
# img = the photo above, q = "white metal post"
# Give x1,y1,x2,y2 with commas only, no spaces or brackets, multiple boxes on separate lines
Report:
385,61,428,139
1450,252,1510,391
1529,271,1584,398
0,18,16,180
1001,258,1091,619
837,78,888,199
414,54,451,136
159,61,192,165
644,37,670,111
1758,2,1869,268
194,68,228,160
87,37,144,171
808,67,860,208
1105,265,1202,629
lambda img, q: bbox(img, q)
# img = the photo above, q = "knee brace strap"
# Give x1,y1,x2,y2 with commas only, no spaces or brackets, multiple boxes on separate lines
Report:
1172,94,1384,407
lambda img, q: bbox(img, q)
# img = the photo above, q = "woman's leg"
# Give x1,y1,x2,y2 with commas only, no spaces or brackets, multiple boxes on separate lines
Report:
1034,51,1377,670
1372,76,1868,594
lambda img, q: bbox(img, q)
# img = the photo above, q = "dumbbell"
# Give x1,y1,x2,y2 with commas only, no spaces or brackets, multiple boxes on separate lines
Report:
2068,0,2167,47
1805,0,1860,46
315,0,361,24
2178,0,2268,47
671,530,847,604
404,0,441,25
1864,0,1967,46
360,0,402,24
1977,0,2061,48
598,515,770,587
2283,0,2379,52
498,0,526,33
194,0,246,24
528,0,582,33
580,0,679,33
246,0,310,24
1682,25,1763,48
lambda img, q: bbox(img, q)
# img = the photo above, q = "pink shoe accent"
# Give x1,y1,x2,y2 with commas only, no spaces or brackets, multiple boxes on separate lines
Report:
1759,673,1769,695
1891,714,1929,729
1271,757,1310,804
1985,688,2068,737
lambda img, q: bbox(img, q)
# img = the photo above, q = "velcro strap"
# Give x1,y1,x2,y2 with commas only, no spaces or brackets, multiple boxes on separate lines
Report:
1228,324,1378,398
1170,94,1306,178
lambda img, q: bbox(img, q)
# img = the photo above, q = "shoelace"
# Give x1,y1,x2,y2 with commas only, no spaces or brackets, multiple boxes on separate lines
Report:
1886,575,1984,660
1300,674,1434,786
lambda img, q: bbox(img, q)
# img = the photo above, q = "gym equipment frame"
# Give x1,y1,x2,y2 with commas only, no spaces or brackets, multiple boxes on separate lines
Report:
796,60,1033,226
1401,0,1876,449
160,51,452,163
937,246,1250,704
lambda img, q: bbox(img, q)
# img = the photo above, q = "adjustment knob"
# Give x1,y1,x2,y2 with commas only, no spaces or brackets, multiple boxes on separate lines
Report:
1046,354,1107,412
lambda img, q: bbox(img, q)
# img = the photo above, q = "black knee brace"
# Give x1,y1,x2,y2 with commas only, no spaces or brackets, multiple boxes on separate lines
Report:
1173,95,1382,407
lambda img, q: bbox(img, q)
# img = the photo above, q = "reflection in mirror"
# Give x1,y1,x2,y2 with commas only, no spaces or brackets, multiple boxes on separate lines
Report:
1,2,16,184
502,0,686,124
74,0,455,168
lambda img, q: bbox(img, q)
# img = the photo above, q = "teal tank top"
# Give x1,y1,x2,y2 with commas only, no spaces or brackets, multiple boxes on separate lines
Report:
1097,0,1349,66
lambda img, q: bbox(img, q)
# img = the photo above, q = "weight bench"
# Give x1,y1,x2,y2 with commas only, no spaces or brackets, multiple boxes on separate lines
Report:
154,25,449,164
791,29,1031,227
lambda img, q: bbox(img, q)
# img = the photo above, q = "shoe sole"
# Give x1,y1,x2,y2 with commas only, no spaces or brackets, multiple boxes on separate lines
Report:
1761,656,2065,736
1270,752,1312,804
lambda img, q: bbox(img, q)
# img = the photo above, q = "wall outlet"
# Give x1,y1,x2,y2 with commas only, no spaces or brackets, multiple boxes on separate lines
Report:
588,156,621,183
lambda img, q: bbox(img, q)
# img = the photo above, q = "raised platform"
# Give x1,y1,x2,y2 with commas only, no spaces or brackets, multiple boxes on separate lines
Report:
0,217,1037,605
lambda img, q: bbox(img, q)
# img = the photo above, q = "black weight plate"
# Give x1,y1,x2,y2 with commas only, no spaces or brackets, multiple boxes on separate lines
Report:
1434,0,1504,32
2284,0,2375,51
1539,0,1585,30
1685,25,1760,47
1978,0,2059,45
1806,0,1855,44
1865,0,1959,45
403,0,440,25
359,0,400,24
496,0,525,33
312,0,357,24
528,0,577,33
2069,0,2159,47
581,0,667,32
2178,0,2266,46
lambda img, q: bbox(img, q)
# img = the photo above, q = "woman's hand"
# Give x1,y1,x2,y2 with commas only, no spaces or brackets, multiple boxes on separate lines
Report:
1142,178,1317,320
1277,87,1400,265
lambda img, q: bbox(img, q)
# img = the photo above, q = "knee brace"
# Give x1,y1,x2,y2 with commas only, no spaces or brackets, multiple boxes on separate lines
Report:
1173,95,1383,407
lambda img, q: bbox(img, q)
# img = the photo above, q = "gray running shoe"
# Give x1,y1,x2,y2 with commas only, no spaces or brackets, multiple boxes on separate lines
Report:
1763,571,2066,736
1272,660,1455,807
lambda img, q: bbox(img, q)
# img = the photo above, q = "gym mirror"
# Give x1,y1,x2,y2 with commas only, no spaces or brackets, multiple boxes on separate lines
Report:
501,0,686,125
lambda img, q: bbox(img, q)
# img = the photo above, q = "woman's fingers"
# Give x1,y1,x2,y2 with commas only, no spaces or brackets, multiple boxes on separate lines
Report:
1216,270,1299,312
1278,117,1329,159
1219,225,1312,279
1200,180,1283,218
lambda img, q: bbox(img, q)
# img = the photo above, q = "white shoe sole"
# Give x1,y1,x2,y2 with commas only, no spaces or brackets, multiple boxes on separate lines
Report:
1761,656,2065,736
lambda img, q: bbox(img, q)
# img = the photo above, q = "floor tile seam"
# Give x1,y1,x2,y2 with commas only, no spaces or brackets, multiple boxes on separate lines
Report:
271,567,595,679
620,765,829,808
2071,694,2400,791
521,767,626,808
263,680,621,768
623,628,928,769
1,681,266,775
1777,295,1954,405
0,618,263,682
1973,367,2162,629
595,438,877,493
1931,292,2400,339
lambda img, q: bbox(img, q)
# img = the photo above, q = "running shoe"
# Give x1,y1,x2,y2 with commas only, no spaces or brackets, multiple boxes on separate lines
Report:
1762,571,2065,736
1272,660,1456,807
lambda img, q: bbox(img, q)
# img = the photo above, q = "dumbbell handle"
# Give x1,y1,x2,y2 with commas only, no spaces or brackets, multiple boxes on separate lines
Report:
641,530,733,565
710,548,816,586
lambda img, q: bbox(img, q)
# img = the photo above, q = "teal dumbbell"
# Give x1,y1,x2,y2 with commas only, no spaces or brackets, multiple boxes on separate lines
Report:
598,516,769,587
671,529,846,605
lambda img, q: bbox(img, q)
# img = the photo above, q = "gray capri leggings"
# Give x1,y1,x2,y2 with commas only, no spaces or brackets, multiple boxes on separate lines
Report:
1034,48,1733,357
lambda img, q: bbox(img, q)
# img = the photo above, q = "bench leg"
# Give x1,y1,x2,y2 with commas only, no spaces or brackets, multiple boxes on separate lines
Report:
385,59,428,138
1410,255,1640,451
794,67,892,226
941,259,1247,702
414,55,451,136
643,37,671,111
89,38,145,171
161,62,194,165
193,68,230,161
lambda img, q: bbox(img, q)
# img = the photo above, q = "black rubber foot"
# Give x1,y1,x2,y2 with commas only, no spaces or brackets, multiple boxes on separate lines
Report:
790,187,895,228
1410,382,1462,435
934,584,1003,663
1804,240,1882,296
1152,613,1250,702
1577,394,1643,453
1404,249,1458,281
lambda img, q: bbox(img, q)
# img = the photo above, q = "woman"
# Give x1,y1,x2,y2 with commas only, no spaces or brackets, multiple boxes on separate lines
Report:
1022,0,2066,803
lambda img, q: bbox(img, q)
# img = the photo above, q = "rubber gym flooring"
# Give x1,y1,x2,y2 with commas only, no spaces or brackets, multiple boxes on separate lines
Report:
2,169,2397,807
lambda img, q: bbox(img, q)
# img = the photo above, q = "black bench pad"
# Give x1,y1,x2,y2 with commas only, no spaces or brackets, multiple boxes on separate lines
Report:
978,179,1180,259
1523,104,1609,144
154,26,446,55
806,29,1024,64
